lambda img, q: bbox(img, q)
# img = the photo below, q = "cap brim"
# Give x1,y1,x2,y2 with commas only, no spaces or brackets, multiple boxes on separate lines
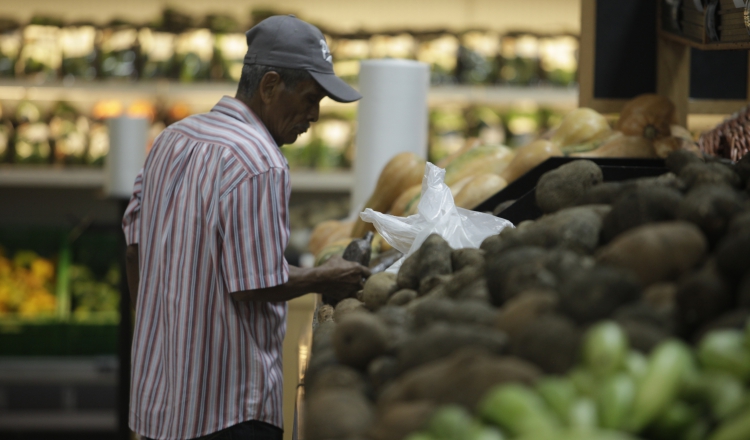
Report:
308,71,362,103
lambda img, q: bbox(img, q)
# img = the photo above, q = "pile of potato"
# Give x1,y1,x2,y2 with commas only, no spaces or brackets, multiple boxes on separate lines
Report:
303,150,750,440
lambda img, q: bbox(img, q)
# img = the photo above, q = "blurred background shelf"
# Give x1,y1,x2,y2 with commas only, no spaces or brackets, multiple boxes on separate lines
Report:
0,165,353,192
0,81,579,110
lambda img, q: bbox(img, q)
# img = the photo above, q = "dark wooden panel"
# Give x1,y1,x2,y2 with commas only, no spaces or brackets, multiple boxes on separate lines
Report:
690,49,748,99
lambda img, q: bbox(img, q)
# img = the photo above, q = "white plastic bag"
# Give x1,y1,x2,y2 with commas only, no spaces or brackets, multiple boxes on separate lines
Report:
360,162,514,273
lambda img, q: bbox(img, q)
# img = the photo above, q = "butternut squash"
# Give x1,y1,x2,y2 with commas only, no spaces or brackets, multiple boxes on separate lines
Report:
308,220,353,255
500,140,563,184
453,174,508,209
436,137,481,168
351,152,426,237
616,94,676,140
390,184,422,217
572,133,657,158
550,108,612,153
396,145,515,217
443,144,515,186
314,238,353,267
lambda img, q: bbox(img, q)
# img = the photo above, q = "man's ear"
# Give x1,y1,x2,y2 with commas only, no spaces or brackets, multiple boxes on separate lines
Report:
258,71,283,104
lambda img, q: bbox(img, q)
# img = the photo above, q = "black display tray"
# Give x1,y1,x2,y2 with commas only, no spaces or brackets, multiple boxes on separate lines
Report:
473,157,668,225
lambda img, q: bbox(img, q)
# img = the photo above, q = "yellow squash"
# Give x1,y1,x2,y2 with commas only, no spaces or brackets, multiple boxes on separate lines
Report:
314,238,353,267
453,173,508,209
500,140,563,184
443,144,515,186
572,132,658,158
390,184,422,217
351,152,426,237
551,108,612,153
308,220,353,256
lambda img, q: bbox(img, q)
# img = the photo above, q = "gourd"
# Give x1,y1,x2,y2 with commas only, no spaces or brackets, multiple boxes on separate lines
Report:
314,238,354,267
572,132,657,158
396,145,514,217
616,94,676,140
351,152,426,237
436,138,481,168
500,140,563,184
453,174,508,209
550,108,612,153
308,220,353,256
390,184,422,217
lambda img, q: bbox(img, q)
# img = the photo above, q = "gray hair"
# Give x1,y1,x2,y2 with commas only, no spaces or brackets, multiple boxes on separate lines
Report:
236,64,312,100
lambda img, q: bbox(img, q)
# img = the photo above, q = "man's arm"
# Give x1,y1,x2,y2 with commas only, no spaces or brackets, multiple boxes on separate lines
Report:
230,256,369,303
125,244,140,307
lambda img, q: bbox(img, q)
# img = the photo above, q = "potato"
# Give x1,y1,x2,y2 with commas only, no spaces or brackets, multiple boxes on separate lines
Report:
334,297,366,322
316,304,334,324
368,401,436,440
618,320,669,354
387,289,418,306
368,355,400,396
511,314,581,374
677,185,746,245
692,309,750,344
613,302,675,333
558,265,641,324
496,291,559,339
396,323,508,373
363,272,399,311
624,172,687,193
666,149,703,175
379,348,541,411
397,251,420,290
333,313,389,370
735,152,750,187
601,186,683,243
451,248,485,272
485,246,558,307
573,181,626,206
675,261,733,337
434,265,485,299
304,348,338,386
518,205,610,254
305,364,368,397
714,230,750,280
412,297,497,330
305,389,374,440
417,234,453,286
679,162,741,189
311,320,337,356
455,278,492,302
728,211,750,237
643,282,677,310
418,273,452,296
596,221,708,286
535,160,603,213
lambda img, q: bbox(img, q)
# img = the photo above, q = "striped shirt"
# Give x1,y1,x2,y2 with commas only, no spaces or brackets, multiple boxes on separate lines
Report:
122,96,290,440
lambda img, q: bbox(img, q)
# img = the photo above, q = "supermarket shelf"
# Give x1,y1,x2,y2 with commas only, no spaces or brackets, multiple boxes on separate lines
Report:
0,165,353,192
0,80,579,110
0,166,105,188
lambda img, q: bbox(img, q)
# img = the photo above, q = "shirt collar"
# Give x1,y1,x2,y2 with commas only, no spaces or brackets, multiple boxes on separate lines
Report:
211,96,277,147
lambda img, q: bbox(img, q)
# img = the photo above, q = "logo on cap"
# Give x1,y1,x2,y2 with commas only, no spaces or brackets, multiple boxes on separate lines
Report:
320,39,332,64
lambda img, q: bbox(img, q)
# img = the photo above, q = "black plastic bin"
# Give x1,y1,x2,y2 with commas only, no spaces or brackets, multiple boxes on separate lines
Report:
473,157,669,225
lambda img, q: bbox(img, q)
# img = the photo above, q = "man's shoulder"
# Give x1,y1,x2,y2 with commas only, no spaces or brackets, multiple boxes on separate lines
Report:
166,113,288,175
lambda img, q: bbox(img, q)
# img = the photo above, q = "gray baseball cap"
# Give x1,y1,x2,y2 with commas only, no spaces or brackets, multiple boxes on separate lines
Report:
244,15,362,103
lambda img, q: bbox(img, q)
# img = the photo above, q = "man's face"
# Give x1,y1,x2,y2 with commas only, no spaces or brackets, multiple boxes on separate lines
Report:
265,78,327,146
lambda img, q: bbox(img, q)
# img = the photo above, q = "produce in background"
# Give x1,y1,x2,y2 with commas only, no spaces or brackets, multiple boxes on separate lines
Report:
69,264,120,323
417,33,459,85
0,105,13,163
206,14,244,82
430,106,468,163
60,23,97,80
351,152,426,237
538,35,578,87
616,94,676,140
97,21,139,80
498,33,540,85
456,30,499,85
500,139,562,183
0,19,22,78
549,107,612,154
15,17,62,81
174,27,213,82
304,150,750,440
308,220,353,256
0,249,56,318
332,35,370,84
49,102,89,165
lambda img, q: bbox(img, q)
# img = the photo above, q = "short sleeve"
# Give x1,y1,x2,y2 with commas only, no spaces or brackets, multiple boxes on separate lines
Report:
219,168,290,293
122,169,143,246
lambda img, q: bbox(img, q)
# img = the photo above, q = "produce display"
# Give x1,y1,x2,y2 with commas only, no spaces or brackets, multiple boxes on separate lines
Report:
0,249,56,318
0,10,578,86
310,93,705,259
303,147,750,440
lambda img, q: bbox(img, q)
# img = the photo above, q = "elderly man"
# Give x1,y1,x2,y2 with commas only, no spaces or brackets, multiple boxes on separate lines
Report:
122,15,369,440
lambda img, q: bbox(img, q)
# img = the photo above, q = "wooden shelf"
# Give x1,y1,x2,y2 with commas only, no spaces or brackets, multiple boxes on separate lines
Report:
0,165,353,192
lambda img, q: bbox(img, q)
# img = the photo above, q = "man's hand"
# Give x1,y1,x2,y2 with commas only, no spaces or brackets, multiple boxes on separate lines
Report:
315,255,371,301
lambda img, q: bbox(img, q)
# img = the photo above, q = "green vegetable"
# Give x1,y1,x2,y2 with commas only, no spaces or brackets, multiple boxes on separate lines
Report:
428,405,473,440
624,350,648,382
405,433,437,440
583,321,629,378
568,397,598,431
699,372,746,421
536,377,578,422
628,340,693,432
647,400,697,440
698,330,750,381
569,367,597,397
467,422,506,440
478,384,559,436
597,373,635,430
708,408,750,440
